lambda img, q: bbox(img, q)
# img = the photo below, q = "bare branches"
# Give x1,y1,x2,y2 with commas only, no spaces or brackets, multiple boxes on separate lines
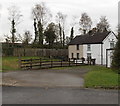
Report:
22,31,32,44
70,15,78,27
96,16,110,32
56,12,67,29
7,5,22,44
79,12,92,34
32,2,52,45
4,33,22,43
55,12,67,47
32,2,52,26
8,5,22,26
56,12,63,24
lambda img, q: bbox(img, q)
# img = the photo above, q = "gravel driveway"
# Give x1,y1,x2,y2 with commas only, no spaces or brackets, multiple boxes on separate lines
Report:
2,67,89,87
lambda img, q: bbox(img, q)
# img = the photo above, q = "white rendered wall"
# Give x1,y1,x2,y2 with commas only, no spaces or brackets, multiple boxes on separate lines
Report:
103,32,117,65
83,44,101,64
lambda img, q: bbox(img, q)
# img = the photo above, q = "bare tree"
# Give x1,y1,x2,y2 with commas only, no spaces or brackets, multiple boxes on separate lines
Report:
96,16,110,32
56,12,67,47
56,12,63,44
70,16,78,41
22,31,32,45
62,14,67,47
54,24,60,42
7,5,22,44
79,12,92,34
4,35,11,43
32,2,52,45
70,16,78,27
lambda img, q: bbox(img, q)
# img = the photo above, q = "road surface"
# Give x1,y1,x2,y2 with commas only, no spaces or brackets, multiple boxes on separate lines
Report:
2,86,118,104
2,68,88,87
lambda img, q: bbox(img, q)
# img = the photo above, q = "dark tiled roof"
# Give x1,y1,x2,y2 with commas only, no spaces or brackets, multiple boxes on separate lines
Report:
69,31,111,45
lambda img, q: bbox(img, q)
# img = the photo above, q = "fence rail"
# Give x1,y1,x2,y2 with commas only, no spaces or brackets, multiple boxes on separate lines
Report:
20,58,86,70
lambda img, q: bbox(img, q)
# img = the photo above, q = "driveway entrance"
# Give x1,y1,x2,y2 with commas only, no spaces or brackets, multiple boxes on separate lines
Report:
2,67,89,87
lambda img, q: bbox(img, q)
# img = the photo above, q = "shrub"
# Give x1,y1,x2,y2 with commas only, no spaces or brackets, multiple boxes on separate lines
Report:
112,33,120,74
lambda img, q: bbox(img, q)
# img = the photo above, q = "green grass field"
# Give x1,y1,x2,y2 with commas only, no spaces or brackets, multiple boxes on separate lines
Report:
84,66,119,88
2,56,47,71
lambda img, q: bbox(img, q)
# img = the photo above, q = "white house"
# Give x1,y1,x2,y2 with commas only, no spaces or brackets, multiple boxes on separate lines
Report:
68,31,117,67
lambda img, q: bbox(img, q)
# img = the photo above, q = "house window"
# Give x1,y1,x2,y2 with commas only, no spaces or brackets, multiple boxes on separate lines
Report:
110,42,114,48
77,53,79,59
71,53,74,59
87,44,91,51
76,44,79,50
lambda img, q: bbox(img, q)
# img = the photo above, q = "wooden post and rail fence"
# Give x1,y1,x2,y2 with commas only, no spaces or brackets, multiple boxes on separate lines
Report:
19,58,96,70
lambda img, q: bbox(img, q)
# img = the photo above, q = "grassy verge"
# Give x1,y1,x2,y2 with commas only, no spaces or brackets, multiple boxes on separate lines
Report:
84,66,119,89
51,64,87,70
2,56,40,71
2,56,60,71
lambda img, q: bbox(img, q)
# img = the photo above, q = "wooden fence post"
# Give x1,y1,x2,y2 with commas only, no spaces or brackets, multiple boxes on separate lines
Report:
73,58,75,66
18,56,21,69
69,58,70,66
61,60,62,67
51,59,53,68
30,58,32,69
40,58,41,68
76,58,77,66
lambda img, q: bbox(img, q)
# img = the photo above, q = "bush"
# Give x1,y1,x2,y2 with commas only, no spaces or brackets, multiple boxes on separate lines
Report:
112,33,120,74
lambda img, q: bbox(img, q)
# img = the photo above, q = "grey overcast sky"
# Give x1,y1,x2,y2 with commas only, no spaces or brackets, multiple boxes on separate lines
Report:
0,0,119,42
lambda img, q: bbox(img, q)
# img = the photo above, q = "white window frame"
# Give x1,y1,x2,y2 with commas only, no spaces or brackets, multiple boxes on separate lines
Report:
110,42,114,48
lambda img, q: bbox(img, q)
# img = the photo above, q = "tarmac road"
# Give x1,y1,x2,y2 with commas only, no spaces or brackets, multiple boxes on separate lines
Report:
2,68,88,87
2,68,119,104
2,86,118,104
